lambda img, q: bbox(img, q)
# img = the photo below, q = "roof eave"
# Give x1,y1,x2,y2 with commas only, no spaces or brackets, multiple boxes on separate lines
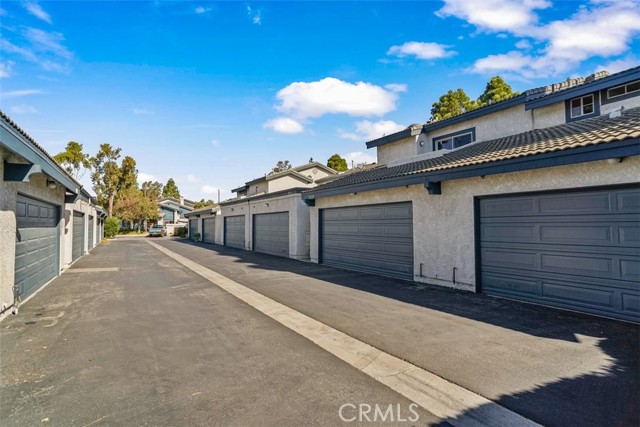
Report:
304,139,640,199
1,121,81,194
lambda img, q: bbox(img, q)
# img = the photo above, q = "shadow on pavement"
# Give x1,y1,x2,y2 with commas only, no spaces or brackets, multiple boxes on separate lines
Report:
171,238,639,427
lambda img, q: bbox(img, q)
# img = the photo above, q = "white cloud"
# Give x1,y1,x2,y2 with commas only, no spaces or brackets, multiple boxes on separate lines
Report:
10,105,39,114
186,174,199,184
1,27,73,73
463,1,640,78
132,108,154,115
211,139,220,146
2,89,46,97
342,151,377,167
387,41,457,60
595,56,640,74
201,185,220,195
137,172,157,185
24,28,73,59
0,61,14,78
437,0,550,34
339,120,406,142
247,5,262,25
263,117,304,134
194,6,212,14
24,1,52,24
471,51,532,75
274,77,404,120
384,83,408,93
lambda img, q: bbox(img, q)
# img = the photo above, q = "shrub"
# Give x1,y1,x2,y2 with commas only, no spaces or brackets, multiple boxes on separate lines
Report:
174,226,188,237
104,217,121,238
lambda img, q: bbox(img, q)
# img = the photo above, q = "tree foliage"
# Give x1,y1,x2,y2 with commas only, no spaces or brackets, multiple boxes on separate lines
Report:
477,76,519,106
90,144,122,217
272,160,292,173
430,89,477,122
193,199,216,209
104,217,121,238
118,156,138,192
53,141,91,180
162,178,180,199
327,154,347,172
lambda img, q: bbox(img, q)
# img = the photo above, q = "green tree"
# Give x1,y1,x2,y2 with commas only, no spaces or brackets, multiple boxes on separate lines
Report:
113,186,142,225
140,181,163,227
430,89,477,122
90,144,122,217
477,76,519,107
53,141,91,180
272,160,292,173
162,178,180,199
104,217,121,238
193,199,216,209
327,154,347,172
118,156,138,192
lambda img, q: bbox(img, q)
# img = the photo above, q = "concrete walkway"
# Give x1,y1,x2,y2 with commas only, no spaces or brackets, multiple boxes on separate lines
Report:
155,238,640,427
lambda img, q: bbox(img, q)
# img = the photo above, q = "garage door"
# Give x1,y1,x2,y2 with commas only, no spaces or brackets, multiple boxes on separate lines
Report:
189,219,198,240
321,202,413,280
72,211,84,261
88,216,94,249
203,217,215,243
254,212,289,257
480,186,640,323
224,215,245,249
15,195,59,299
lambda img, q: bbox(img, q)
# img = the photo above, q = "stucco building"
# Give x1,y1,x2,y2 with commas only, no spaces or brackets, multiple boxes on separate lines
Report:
303,67,640,322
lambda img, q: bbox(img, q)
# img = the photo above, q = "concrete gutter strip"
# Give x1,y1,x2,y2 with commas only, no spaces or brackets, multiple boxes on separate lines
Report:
146,240,541,427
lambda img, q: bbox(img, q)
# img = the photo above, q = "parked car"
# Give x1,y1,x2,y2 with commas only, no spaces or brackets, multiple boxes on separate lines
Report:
148,225,167,237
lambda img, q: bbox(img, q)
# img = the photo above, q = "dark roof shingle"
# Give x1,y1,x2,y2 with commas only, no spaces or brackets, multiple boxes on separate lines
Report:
308,107,640,193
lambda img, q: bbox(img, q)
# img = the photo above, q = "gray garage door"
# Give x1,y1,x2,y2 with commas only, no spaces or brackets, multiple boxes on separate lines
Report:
88,216,94,249
203,217,215,243
189,219,198,240
480,186,640,323
72,211,84,261
321,202,413,280
254,212,289,257
14,195,59,300
224,215,245,249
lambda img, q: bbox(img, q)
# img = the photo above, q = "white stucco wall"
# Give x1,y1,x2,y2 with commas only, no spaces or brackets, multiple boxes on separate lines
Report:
0,151,66,315
268,175,309,192
376,136,415,165
62,199,98,268
219,193,311,259
310,156,640,291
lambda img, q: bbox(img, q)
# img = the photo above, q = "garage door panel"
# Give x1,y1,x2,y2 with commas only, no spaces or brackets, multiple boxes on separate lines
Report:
224,215,245,249
480,187,639,322
72,212,84,261
321,202,413,280
203,218,215,243
253,212,289,257
622,293,640,314
15,196,58,299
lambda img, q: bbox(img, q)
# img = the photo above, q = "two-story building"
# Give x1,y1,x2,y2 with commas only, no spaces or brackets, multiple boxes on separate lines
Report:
157,196,194,236
218,161,337,259
303,67,640,323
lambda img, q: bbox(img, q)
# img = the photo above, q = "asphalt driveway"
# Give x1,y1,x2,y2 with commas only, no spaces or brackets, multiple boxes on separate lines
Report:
0,239,440,427
154,237,640,427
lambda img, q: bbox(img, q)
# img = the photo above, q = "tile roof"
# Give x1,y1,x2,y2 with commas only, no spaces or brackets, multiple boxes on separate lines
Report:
307,106,640,193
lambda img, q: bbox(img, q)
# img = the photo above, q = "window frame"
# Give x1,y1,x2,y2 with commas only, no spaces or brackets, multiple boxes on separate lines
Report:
432,127,476,152
601,79,640,105
564,92,600,122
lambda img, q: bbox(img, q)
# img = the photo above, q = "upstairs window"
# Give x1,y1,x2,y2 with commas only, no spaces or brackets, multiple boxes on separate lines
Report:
570,94,594,118
607,80,640,99
433,130,474,151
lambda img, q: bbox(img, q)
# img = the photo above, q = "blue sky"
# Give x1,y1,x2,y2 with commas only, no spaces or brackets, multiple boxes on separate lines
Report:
1,1,639,201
